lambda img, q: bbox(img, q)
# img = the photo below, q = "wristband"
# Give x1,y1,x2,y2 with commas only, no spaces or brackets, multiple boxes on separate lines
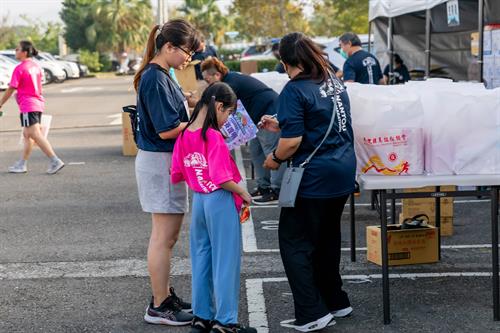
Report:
272,150,285,164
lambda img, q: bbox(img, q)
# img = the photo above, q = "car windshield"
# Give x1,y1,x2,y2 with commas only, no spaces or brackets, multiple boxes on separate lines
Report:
43,53,57,61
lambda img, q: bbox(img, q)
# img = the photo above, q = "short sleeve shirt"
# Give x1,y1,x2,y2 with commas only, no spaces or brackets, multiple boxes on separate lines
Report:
277,75,357,198
10,59,44,113
343,50,383,84
222,72,279,124
135,63,188,152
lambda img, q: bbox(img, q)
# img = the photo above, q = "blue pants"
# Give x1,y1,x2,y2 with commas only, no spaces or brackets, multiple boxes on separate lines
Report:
191,190,241,324
249,129,286,190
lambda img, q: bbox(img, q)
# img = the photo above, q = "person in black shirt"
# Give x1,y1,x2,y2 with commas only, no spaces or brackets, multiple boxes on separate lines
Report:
201,57,285,205
192,35,218,80
383,53,411,84
339,32,384,85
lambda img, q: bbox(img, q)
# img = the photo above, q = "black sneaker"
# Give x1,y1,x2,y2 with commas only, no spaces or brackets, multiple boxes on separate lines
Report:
253,189,279,206
210,321,257,333
170,286,192,312
250,187,269,199
144,295,193,326
191,316,213,333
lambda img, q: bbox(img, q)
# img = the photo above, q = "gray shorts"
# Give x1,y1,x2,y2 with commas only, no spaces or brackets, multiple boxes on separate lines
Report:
135,150,188,214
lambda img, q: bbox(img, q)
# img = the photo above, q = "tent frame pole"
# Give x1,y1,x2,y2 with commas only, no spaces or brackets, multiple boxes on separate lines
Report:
388,17,394,83
368,20,372,53
478,0,484,83
425,8,431,78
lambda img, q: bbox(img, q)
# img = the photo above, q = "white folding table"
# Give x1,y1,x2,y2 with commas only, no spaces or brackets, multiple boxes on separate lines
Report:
358,174,500,324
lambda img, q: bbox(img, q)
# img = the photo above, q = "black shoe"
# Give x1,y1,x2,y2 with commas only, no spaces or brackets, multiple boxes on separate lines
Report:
169,286,192,312
253,189,279,206
191,316,213,333
210,321,257,333
250,187,269,199
144,295,193,326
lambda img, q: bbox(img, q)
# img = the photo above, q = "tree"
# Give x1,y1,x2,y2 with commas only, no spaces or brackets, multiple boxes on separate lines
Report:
309,0,369,37
60,0,153,53
178,0,228,46
231,0,310,40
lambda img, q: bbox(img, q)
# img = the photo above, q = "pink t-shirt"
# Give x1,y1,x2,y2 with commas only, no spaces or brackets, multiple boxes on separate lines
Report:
171,128,244,211
9,59,45,113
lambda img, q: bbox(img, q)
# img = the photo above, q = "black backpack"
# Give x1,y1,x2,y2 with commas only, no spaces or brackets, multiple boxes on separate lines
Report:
122,105,138,144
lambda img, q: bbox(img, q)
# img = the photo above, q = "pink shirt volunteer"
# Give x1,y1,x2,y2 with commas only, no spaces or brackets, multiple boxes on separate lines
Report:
171,128,244,211
9,59,45,113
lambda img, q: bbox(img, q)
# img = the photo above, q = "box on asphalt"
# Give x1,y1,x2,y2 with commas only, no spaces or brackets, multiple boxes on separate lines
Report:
366,225,439,266
122,113,137,156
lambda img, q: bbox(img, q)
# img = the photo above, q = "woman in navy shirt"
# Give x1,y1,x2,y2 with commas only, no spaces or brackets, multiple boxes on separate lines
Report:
261,32,357,332
133,19,200,326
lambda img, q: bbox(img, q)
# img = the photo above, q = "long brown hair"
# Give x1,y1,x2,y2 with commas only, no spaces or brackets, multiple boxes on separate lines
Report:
279,32,333,81
133,19,200,91
200,57,229,77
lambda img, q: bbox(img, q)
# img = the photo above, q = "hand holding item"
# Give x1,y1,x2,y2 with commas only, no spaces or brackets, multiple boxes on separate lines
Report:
240,205,250,223
258,114,280,132
263,153,281,170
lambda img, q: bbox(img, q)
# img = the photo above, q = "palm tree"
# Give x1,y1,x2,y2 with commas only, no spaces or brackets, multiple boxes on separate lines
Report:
178,0,227,46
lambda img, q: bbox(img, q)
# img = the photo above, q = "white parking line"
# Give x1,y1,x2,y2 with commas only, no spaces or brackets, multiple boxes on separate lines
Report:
246,272,496,332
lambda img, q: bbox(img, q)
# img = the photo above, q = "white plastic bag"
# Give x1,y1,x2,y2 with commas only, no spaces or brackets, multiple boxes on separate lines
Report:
354,127,424,176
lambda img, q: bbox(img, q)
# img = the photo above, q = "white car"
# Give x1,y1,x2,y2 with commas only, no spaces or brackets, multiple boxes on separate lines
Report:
39,52,80,79
0,54,47,85
0,69,10,90
0,50,66,83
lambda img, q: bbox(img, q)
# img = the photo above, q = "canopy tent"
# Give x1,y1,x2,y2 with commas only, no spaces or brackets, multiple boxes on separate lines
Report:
369,0,500,81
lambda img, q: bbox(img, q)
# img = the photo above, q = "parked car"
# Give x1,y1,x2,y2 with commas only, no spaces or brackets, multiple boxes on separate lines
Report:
61,53,91,77
0,50,66,83
0,70,10,90
0,54,47,85
39,52,80,79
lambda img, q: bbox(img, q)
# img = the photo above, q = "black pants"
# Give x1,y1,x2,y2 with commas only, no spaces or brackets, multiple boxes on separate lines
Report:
279,195,350,325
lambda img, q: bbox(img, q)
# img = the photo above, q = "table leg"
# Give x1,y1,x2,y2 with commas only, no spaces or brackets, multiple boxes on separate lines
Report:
371,190,376,210
491,186,499,320
380,190,391,324
350,193,356,262
391,189,396,224
435,186,441,260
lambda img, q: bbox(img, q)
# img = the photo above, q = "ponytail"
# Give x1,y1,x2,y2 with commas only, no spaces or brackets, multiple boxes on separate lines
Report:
134,19,201,92
279,32,333,81
133,25,160,91
19,40,38,58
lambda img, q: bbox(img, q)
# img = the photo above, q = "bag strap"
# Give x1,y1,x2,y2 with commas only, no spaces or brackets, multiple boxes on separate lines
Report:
300,72,338,168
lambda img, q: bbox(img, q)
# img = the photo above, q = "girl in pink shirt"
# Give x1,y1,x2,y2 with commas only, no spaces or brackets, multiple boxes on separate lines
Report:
171,82,255,333
0,40,64,174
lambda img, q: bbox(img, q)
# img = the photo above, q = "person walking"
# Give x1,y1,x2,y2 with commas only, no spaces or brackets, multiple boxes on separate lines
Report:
261,32,357,332
339,32,384,85
0,40,64,174
200,57,284,205
171,82,256,333
133,19,200,326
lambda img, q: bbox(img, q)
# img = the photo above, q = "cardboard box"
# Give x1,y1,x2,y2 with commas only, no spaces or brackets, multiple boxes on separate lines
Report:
122,113,138,156
174,61,199,93
366,225,438,266
240,60,258,74
402,186,455,217
399,213,453,236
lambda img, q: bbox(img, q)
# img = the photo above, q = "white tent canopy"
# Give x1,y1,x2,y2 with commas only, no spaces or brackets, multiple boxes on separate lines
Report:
369,0,449,21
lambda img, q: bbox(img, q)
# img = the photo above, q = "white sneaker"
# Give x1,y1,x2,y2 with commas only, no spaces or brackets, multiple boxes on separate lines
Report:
8,161,27,173
47,159,65,174
280,313,335,332
331,306,353,318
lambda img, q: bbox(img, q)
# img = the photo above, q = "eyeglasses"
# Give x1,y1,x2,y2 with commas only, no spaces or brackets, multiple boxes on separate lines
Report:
176,45,195,58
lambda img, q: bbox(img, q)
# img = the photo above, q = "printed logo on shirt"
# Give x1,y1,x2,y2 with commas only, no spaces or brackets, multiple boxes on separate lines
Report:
362,57,377,84
183,152,208,169
319,78,348,133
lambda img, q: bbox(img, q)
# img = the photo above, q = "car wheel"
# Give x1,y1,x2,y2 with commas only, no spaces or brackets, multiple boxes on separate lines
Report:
44,69,54,83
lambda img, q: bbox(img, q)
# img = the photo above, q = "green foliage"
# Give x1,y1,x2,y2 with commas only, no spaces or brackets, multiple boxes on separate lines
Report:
0,15,62,54
99,53,112,72
309,0,369,37
224,60,241,72
257,59,279,72
179,0,228,46
60,0,153,53
231,0,310,39
79,50,102,72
